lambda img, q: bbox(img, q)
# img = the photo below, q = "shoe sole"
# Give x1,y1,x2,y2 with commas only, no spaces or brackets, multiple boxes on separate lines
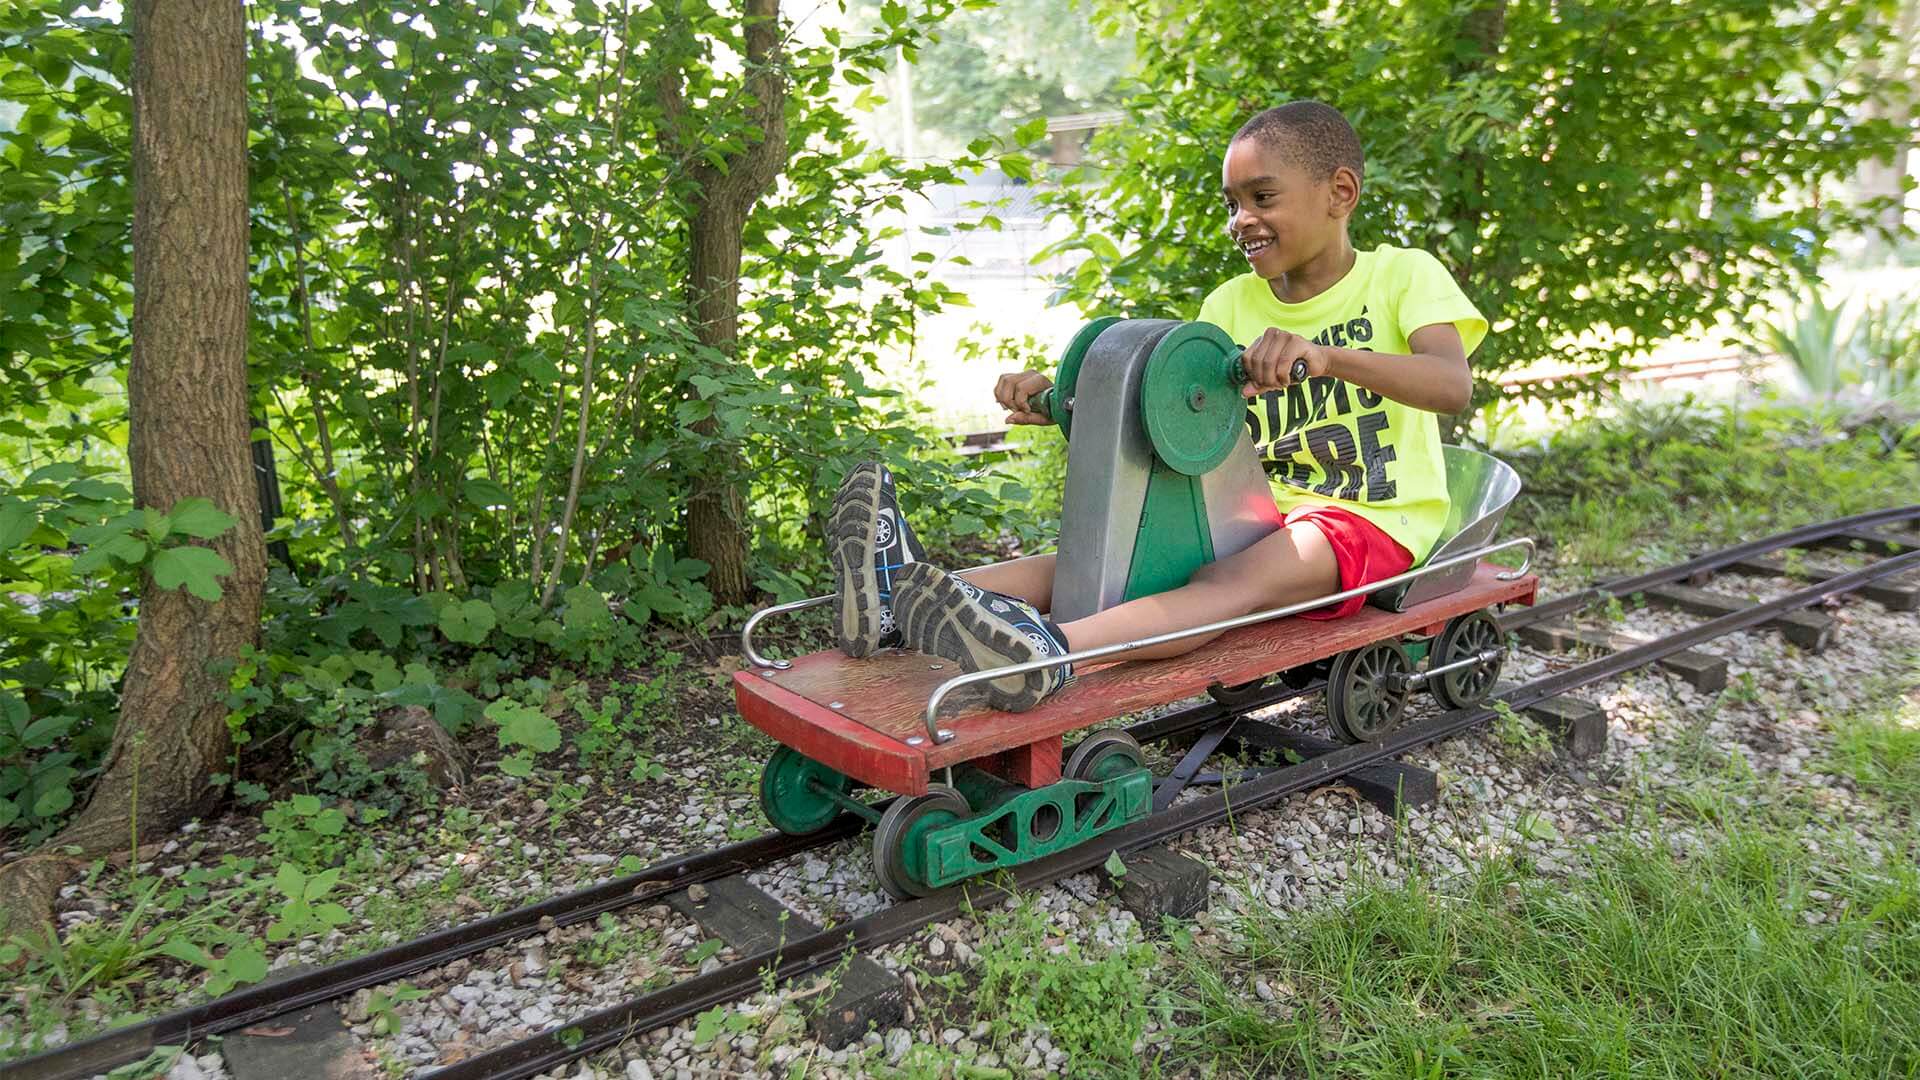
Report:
895,563,1058,713
828,463,887,657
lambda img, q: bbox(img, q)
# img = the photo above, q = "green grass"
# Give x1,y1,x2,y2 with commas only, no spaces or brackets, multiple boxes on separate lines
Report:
1505,398,1920,573
1823,654,1920,806
1163,823,1920,1078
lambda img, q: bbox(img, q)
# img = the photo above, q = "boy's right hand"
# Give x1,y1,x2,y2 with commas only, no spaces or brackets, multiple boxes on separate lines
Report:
995,370,1055,425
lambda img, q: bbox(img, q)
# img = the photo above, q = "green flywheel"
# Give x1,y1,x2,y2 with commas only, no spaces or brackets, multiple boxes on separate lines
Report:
1140,322,1244,476
1047,316,1123,436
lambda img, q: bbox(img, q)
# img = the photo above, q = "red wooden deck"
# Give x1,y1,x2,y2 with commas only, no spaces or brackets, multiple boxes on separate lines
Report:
734,563,1537,796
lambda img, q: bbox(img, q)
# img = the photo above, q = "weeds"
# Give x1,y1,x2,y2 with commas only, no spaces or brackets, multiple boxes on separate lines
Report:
1164,820,1920,1077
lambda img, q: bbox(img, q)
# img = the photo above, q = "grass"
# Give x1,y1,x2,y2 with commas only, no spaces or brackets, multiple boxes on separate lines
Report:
1161,821,1920,1078
1505,397,1920,573
904,892,1156,1078
1822,653,1920,807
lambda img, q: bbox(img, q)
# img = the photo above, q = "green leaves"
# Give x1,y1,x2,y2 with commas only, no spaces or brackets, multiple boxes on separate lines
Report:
151,546,235,602
0,499,36,550
266,863,355,942
487,699,562,753
167,497,237,539
438,599,497,645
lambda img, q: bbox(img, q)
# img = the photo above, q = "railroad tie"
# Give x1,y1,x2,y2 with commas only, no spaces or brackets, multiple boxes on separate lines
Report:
1507,620,1729,692
1640,583,1836,652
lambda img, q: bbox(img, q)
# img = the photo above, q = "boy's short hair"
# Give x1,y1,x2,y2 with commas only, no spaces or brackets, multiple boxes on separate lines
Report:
1233,101,1365,190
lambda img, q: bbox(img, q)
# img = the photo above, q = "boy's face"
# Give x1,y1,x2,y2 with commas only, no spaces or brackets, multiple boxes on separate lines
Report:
1220,137,1353,280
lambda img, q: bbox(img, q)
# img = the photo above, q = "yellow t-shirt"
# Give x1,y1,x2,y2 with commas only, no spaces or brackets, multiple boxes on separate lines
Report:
1195,246,1487,562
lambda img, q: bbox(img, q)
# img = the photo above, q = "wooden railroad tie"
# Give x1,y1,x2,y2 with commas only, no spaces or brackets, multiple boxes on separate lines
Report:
1505,619,1728,692
1493,683,1610,760
1638,583,1836,652
666,877,903,1048
1704,551,1920,613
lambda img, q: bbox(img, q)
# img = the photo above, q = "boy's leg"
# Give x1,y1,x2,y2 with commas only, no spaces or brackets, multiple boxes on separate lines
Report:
1056,522,1339,662
893,523,1338,711
960,553,1057,612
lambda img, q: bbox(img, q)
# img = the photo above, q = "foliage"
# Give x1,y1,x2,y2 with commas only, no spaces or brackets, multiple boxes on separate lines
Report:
1504,397,1920,570
265,863,355,942
0,0,1045,846
1164,821,1920,1077
851,0,1136,154
935,893,1154,1068
1757,288,1920,402
1041,0,1913,402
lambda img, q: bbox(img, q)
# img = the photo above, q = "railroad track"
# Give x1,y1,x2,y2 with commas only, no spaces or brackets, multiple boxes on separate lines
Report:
11,507,1919,1080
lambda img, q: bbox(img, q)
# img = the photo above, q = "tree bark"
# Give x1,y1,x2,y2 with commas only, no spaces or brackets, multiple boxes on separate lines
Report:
1437,0,1508,442
1856,0,1917,254
0,0,262,931
656,0,789,605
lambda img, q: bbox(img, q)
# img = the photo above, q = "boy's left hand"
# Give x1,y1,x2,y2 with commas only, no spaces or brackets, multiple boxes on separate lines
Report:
1240,328,1332,395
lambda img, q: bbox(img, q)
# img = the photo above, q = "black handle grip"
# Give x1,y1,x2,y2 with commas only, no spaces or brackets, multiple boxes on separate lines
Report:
1226,350,1312,387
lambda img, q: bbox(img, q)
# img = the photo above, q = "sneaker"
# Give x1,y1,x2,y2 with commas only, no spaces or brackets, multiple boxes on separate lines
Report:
828,461,926,657
893,561,1075,712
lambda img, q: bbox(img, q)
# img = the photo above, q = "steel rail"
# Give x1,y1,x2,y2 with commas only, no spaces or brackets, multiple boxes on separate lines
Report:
423,546,1920,1080
2,827,860,1080
1503,503,1920,630
2,682,1303,1080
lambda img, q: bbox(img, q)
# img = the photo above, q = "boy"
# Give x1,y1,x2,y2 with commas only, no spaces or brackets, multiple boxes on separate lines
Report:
828,100,1487,712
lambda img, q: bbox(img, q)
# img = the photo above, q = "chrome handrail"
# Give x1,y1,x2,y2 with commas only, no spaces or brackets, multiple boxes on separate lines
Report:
741,563,1008,671
918,537,1535,742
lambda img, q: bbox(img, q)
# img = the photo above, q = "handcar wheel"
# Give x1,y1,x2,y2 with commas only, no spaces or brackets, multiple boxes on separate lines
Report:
873,784,971,900
1064,730,1146,784
1325,642,1411,744
759,746,853,836
1429,611,1506,711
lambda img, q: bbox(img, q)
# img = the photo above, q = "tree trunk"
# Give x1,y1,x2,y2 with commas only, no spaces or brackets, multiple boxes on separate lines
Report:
0,0,262,931
1856,0,1917,255
1441,0,1508,442
686,201,754,602
656,0,790,606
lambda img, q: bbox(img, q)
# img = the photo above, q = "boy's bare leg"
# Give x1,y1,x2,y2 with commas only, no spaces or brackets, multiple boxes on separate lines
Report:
959,553,1056,612
1056,522,1340,662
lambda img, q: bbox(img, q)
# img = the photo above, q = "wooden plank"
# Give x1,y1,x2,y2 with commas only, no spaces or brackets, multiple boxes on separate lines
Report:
1496,683,1609,759
668,877,902,1049
1641,583,1835,652
734,672,929,795
971,737,1063,789
1719,552,1920,612
735,564,1536,795
1101,845,1210,925
1225,720,1436,813
1511,620,1727,692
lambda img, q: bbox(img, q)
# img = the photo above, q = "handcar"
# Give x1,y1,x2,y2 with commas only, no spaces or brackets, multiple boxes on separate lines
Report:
734,319,1537,898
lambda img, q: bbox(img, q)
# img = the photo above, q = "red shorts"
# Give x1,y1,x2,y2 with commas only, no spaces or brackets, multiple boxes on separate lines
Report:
1286,506,1415,620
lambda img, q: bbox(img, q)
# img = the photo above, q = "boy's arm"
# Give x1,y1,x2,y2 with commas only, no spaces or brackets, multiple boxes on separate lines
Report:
1239,323,1473,414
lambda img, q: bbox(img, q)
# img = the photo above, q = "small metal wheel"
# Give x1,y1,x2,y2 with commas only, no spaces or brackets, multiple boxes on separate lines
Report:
1429,611,1506,711
759,746,852,836
1325,642,1411,743
1064,729,1146,783
873,784,971,900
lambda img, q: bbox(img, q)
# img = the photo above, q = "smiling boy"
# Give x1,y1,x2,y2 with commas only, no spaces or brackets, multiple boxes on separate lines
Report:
828,100,1487,712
